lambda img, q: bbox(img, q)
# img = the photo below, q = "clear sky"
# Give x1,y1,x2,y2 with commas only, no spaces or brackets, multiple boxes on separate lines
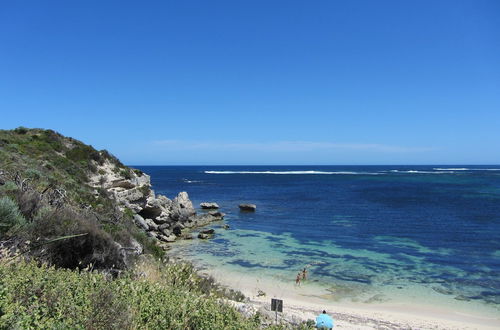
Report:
1,0,499,165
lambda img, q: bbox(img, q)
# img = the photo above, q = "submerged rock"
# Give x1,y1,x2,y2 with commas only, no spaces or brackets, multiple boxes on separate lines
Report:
200,228,215,235
208,211,225,219
198,233,211,239
239,203,256,212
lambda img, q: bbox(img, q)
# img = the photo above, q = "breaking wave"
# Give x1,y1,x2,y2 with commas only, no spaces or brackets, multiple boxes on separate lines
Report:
387,170,451,174
204,170,380,175
434,168,500,171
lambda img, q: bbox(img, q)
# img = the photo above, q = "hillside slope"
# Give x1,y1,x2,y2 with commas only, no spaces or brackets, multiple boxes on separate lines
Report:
0,127,221,268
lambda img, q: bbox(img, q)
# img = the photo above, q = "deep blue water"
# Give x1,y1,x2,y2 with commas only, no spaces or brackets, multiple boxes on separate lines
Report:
136,165,500,308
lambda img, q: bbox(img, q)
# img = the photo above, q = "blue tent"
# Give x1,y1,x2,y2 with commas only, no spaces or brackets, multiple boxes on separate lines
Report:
316,313,334,329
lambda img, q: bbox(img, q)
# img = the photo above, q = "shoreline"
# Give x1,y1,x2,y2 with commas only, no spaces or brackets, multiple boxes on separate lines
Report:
204,265,500,329
169,247,500,329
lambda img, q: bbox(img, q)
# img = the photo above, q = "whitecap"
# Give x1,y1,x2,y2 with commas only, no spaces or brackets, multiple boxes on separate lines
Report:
388,170,452,174
204,170,380,175
182,179,203,183
434,168,500,171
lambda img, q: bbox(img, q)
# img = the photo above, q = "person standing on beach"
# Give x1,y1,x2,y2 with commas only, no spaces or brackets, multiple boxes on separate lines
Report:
295,272,301,286
302,267,308,280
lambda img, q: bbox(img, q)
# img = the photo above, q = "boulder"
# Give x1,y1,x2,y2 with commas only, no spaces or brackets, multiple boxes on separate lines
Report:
198,233,211,239
153,211,171,224
140,197,163,219
144,218,158,231
189,214,217,227
239,204,256,212
156,195,172,208
133,214,149,231
200,202,219,209
129,238,143,255
158,224,171,236
172,226,183,237
208,211,225,219
158,234,176,243
175,192,194,210
182,234,194,240
170,192,196,221
200,228,215,235
147,231,159,239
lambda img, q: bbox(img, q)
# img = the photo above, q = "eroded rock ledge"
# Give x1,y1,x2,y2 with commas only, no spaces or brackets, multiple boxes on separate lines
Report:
89,161,223,248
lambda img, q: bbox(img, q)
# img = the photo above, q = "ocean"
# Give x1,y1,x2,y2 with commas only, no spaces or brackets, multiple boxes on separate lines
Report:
136,165,500,316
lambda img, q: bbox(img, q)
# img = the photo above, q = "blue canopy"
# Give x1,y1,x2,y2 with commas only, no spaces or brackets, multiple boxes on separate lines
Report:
316,313,334,329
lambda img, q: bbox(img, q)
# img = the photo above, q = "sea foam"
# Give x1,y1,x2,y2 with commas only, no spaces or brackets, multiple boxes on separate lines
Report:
434,168,500,171
204,170,379,175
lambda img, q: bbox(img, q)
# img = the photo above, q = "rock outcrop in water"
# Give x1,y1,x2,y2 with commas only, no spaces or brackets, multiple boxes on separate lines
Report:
239,203,256,211
200,202,219,209
89,162,223,247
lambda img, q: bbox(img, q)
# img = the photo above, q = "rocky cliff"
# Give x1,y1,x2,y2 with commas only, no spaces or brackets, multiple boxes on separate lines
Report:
87,161,223,248
0,127,222,269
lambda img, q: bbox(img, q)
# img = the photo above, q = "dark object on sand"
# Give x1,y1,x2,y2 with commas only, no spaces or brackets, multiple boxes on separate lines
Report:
239,204,256,212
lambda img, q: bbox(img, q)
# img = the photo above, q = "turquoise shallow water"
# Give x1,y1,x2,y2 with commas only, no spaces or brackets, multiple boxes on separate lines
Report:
138,165,500,315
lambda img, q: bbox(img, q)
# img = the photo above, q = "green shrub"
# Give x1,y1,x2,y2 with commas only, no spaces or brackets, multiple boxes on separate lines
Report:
14,126,28,134
120,169,132,180
139,184,150,196
0,181,18,194
0,196,26,236
28,206,125,270
25,168,43,180
0,260,260,329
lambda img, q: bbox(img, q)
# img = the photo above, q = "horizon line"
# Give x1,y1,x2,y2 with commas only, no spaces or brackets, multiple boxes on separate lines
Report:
127,164,500,167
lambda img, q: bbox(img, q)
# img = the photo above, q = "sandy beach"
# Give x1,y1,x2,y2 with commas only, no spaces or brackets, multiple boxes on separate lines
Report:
197,265,500,329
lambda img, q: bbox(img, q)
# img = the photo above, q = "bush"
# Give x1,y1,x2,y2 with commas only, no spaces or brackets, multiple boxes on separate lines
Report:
25,168,42,180
0,196,26,236
14,126,28,134
0,260,260,329
28,207,125,270
13,189,41,220
120,169,132,180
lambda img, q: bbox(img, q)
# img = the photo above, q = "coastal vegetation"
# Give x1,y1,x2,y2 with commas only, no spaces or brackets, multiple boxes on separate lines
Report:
0,127,303,329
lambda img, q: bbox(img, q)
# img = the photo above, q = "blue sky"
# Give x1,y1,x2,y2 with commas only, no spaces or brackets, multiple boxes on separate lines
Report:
1,0,499,165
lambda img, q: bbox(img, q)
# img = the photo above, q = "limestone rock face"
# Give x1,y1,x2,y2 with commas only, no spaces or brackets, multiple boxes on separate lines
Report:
140,197,163,219
170,192,196,222
116,187,146,204
134,214,149,231
89,160,225,247
144,218,159,231
156,195,172,208
239,203,256,212
200,202,219,209
111,179,136,189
